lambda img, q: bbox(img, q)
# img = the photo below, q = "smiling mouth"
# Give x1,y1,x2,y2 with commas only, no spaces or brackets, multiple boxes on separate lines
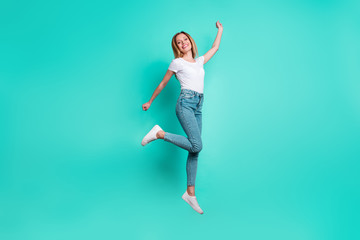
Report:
182,44,188,49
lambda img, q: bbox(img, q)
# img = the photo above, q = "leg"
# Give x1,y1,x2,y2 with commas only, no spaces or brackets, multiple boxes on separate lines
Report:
186,108,202,195
163,103,202,153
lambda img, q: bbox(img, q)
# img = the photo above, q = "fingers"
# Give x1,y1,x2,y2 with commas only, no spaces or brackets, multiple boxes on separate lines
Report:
215,21,222,28
142,102,151,111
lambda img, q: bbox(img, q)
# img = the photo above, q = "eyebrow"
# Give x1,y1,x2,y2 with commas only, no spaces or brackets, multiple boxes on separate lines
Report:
177,37,187,42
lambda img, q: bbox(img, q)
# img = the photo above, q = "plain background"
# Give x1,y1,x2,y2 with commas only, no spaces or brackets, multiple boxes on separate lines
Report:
1,0,359,239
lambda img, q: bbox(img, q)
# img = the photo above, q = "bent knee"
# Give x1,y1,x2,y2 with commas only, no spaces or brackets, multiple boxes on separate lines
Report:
190,143,203,153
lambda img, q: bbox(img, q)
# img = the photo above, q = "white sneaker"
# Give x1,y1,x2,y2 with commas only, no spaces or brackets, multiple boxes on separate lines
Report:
182,191,204,214
141,125,163,146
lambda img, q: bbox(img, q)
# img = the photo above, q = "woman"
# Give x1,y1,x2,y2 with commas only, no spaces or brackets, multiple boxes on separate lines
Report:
141,21,223,214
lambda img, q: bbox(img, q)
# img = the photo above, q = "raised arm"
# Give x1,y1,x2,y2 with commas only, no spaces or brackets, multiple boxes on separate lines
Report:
203,21,223,64
142,70,174,111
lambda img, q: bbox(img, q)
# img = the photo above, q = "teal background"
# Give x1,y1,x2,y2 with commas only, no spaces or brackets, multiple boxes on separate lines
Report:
1,0,359,239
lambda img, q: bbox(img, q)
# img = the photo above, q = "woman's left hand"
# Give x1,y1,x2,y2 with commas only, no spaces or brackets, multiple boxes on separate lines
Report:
216,21,223,31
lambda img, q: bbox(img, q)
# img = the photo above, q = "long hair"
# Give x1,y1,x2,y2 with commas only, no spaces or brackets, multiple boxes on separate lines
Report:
171,31,199,59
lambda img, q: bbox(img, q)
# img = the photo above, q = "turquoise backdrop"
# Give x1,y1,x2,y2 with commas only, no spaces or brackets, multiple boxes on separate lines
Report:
1,0,359,239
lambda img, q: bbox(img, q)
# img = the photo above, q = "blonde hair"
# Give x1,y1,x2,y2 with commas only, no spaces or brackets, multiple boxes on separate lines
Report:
171,31,199,59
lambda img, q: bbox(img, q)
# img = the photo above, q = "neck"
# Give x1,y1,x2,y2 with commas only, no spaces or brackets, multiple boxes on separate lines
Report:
182,51,193,59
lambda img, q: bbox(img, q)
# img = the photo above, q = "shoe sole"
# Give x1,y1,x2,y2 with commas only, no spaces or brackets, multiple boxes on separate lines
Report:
141,125,162,146
182,194,204,214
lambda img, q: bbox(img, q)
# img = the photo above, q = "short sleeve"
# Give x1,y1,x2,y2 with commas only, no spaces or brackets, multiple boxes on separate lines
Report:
168,59,180,73
198,56,204,65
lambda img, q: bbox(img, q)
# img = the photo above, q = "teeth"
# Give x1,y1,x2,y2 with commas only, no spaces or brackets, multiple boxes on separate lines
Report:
183,44,188,49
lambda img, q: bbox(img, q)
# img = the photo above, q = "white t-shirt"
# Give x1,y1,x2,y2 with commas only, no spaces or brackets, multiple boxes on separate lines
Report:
168,56,205,94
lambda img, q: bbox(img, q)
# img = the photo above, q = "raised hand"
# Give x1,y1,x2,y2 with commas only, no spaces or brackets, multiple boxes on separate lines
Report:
216,21,223,31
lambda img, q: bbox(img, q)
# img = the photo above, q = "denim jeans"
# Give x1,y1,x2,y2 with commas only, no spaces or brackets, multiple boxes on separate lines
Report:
164,89,204,186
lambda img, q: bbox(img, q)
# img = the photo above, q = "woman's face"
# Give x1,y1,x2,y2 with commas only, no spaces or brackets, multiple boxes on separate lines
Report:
176,33,191,54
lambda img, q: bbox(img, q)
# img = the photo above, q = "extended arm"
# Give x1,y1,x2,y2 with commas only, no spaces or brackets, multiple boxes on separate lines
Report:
142,70,174,111
203,21,223,64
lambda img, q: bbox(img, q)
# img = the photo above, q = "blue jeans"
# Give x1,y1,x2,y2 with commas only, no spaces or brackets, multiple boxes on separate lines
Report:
164,89,204,186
